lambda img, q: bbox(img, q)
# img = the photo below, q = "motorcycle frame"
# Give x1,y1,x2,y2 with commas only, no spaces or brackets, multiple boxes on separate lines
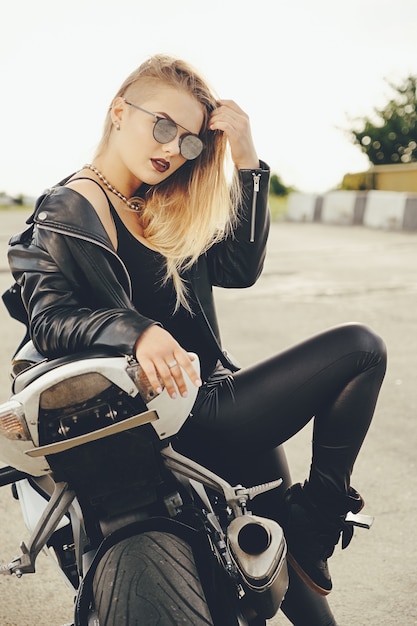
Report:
0,354,289,624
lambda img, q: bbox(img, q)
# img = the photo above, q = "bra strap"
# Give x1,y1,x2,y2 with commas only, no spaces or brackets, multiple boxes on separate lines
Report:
64,175,115,214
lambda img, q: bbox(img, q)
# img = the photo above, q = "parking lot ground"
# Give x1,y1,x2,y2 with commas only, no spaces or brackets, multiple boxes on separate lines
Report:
0,210,416,625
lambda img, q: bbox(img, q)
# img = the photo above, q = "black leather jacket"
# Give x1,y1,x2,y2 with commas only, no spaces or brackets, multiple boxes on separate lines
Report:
7,163,270,372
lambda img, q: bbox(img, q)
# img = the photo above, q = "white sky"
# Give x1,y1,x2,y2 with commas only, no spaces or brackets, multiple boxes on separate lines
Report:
2,0,417,198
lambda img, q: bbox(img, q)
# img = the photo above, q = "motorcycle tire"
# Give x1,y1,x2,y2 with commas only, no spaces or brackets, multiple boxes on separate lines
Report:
92,530,215,626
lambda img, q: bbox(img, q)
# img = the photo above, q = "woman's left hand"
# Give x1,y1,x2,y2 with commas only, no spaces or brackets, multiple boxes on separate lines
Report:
209,99,259,170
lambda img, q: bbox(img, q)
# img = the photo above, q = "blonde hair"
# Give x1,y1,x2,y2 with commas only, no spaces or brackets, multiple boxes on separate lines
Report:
95,54,241,311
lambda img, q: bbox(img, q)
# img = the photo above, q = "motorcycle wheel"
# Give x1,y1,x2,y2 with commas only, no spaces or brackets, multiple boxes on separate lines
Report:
92,530,215,625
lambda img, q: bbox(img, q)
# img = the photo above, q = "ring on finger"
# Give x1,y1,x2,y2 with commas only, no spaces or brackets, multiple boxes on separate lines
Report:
167,360,178,369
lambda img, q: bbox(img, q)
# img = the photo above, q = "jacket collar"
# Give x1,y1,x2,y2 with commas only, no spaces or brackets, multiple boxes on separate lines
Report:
32,186,114,251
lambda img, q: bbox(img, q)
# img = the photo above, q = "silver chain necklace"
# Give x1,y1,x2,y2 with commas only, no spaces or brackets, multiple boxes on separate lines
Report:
84,164,142,212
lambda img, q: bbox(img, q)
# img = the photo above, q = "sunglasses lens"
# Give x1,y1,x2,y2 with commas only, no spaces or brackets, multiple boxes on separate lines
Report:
180,134,204,160
153,116,203,160
153,118,177,143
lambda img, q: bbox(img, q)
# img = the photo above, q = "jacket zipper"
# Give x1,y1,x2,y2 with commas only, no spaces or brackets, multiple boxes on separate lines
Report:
250,173,261,243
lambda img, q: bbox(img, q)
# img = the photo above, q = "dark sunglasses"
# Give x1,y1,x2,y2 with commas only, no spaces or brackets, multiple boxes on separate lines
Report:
123,98,204,160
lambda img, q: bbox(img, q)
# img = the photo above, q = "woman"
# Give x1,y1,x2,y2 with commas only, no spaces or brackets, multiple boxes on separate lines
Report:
7,54,386,625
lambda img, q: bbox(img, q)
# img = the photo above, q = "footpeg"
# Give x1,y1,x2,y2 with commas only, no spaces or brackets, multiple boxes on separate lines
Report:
345,511,374,529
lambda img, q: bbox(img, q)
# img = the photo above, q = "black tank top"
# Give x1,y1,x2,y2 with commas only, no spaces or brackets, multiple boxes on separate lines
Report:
110,206,218,379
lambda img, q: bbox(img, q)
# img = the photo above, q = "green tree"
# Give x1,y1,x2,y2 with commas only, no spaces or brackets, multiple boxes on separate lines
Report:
270,173,290,196
350,75,417,165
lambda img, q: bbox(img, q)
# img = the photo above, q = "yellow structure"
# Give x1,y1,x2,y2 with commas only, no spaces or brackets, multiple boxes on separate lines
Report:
343,163,417,192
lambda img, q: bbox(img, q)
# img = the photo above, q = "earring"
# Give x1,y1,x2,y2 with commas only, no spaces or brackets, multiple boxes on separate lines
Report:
114,122,120,131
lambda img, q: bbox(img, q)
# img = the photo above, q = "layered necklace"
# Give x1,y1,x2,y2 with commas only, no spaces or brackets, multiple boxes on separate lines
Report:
84,164,142,212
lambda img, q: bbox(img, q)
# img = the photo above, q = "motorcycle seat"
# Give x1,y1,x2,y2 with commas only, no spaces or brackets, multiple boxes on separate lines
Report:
12,341,119,394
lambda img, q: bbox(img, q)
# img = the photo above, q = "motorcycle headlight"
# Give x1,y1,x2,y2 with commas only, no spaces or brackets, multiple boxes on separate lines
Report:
0,400,31,441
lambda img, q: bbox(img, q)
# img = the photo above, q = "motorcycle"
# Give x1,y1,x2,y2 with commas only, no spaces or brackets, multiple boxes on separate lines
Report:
0,341,289,625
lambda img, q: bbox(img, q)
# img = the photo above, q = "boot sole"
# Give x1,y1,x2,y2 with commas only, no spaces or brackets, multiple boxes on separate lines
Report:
287,552,332,596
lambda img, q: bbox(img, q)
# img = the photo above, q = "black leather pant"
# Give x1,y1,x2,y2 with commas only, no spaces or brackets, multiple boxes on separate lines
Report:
177,323,387,625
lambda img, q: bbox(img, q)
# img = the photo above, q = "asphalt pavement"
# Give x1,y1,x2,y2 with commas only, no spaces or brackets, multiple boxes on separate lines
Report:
0,209,416,625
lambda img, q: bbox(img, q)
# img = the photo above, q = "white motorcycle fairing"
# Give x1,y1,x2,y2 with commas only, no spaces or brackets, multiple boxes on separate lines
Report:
0,354,200,476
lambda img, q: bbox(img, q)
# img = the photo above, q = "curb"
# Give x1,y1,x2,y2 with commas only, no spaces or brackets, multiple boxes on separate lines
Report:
287,190,417,230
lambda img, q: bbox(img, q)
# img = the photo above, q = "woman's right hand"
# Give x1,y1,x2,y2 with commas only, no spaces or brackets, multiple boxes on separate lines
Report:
134,325,202,399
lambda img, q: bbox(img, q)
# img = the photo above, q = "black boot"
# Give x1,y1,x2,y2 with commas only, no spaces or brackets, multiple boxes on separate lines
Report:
282,481,365,596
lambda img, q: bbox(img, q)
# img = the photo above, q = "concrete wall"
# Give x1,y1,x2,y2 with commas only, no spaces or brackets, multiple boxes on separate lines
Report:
286,190,417,230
